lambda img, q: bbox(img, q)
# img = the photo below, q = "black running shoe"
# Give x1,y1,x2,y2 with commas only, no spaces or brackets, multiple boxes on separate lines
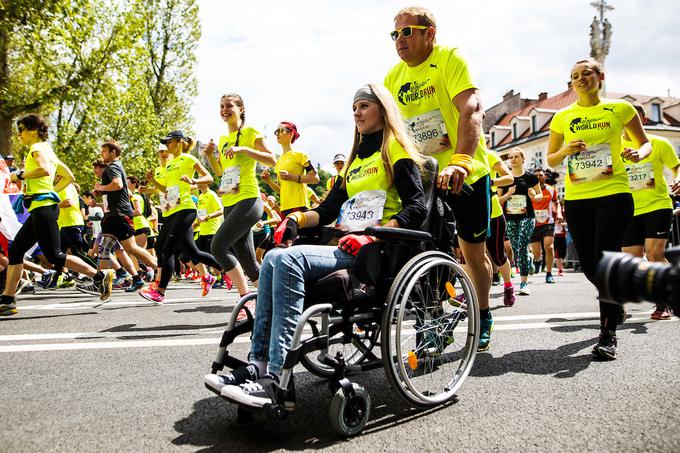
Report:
592,330,617,360
204,363,259,394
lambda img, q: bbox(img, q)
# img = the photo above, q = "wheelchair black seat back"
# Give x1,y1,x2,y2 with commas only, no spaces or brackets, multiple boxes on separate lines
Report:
204,156,480,437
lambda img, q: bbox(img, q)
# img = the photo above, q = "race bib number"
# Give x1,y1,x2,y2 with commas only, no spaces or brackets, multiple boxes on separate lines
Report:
336,190,386,232
535,209,550,224
220,166,240,195
166,185,180,210
567,144,613,184
626,162,655,191
405,110,451,156
197,209,207,220
506,195,527,215
159,193,167,213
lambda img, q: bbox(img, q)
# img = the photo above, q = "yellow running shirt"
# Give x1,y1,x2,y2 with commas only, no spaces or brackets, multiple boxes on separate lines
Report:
197,189,222,236
341,139,410,226
130,192,151,231
274,149,312,211
24,141,60,212
57,184,84,228
622,133,680,216
486,151,503,219
154,164,168,217
384,44,490,184
164,153,200,216
217,126,263,207
550,98,637,201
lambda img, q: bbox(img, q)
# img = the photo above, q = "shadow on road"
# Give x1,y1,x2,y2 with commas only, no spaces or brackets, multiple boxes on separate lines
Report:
0,312,98,321
472,322,650,379
172,371,452,451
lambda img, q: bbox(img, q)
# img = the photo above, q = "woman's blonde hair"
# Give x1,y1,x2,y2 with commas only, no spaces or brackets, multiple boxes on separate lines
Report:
344,83,424,188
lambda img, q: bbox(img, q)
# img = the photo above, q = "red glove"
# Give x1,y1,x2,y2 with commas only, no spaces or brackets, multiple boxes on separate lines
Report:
338,234,374,256
273,217,298,246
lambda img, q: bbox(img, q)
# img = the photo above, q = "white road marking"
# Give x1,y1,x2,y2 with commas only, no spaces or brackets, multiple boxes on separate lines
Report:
1,312,674,353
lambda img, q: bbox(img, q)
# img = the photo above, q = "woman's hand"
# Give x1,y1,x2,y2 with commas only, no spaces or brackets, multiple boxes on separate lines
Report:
563,139,586,157
621,147,646,163
507,186,516,196
180,175,194,184
224,146,246,159
338,234,375,256
146,169,155,183
204,139,216,156
274,217,298,247
278,170,292,181
261,169,270,180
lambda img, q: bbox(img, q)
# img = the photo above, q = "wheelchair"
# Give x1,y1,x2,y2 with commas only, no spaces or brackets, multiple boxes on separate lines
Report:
204,157,480,437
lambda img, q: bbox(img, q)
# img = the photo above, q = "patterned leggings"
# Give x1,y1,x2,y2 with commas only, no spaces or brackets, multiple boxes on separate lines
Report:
506,217,535,277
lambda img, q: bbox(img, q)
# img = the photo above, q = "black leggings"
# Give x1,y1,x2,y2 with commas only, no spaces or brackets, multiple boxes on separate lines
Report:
564,192,633,332
486,215,508,267
60,225,96,268
156,210,222,289
9,204,67,269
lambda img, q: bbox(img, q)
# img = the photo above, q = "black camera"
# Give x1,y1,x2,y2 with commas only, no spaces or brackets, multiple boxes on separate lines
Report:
595,246,680,316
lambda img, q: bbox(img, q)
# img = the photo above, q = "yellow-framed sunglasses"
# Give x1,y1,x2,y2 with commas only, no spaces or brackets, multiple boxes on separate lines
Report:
390,25,429,41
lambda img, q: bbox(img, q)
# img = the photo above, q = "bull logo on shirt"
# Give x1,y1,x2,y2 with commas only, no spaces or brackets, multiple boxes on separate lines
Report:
569,116,611,133
397,80,436,106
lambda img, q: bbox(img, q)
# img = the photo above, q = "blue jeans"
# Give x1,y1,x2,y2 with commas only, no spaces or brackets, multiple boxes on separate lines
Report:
249,244,357,376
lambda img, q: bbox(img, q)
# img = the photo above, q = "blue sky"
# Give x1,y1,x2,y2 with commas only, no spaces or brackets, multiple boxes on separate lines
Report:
191,0,680,169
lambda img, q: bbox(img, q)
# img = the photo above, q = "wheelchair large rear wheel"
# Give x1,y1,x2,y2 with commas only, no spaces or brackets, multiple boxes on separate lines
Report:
381,251,479,407
300,318,380,379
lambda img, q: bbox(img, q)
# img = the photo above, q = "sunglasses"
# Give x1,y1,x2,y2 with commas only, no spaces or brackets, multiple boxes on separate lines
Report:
390,25,429,41
274,128,291,136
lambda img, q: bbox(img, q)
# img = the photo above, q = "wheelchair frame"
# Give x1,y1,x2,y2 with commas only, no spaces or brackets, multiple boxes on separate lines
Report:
205,159,481,436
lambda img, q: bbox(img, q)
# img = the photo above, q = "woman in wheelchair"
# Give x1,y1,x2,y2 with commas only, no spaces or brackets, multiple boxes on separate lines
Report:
205,84,427,408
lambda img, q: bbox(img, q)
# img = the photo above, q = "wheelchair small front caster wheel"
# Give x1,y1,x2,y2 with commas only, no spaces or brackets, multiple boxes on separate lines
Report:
236,407,254,424
267,403,286,419
329,383,370,437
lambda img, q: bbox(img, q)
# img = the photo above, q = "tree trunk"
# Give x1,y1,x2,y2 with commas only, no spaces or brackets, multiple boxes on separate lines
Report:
0,114,11,158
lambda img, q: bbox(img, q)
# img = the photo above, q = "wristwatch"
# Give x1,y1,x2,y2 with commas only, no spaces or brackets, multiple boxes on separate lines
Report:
16,170,25,180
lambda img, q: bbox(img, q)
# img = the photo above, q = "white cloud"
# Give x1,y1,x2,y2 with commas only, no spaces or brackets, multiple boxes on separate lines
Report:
192,0,680,170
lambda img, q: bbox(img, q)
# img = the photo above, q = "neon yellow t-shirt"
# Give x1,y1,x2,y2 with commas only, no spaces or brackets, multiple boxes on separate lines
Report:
130,192,151,230
550,98,636,201
274,149,312,211
486,151,503,219
344,139,410,224
622,134,680,216
154,164,168,217
57,184,84,228
217,126,263,207
384,44,489,184
197,189,222,236
25,141,60,212
164,153,200,216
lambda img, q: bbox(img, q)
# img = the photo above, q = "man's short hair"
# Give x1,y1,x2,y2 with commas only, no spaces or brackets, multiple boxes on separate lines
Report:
395,6,436,28
92,159,107,168
82,190,94,198
631,102,646,119
101,140,122,156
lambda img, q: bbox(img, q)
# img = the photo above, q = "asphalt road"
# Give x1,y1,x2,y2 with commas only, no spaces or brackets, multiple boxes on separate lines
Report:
1,270,678,452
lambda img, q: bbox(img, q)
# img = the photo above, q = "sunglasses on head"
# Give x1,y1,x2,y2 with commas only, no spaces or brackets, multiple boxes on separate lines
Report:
274,128,291,136
390,25,429,41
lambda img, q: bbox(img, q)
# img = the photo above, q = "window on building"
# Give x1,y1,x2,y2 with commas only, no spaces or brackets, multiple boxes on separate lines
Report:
531,115,537,133
512,122,518,139
651,103,662,123
491,131,496,147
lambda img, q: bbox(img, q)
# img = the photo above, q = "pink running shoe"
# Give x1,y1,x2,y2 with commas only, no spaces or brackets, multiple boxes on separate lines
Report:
139,287,165,304
223,274,234,291
236,300,256,322
201,274,217,297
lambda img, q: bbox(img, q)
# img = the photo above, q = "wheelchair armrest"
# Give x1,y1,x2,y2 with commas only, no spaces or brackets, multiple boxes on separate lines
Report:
365,226,432,243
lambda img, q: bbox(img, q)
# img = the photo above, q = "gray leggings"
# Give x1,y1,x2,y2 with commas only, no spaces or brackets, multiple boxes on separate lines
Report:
211,197,263,282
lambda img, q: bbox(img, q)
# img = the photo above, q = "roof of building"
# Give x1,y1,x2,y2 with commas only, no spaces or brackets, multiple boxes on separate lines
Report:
489,87,680,149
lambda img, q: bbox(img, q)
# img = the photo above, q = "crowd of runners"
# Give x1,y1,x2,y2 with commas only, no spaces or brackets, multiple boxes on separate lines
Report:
1,7,679,406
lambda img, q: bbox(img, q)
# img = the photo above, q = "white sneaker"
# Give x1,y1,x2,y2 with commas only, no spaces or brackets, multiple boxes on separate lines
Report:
518,282,531,295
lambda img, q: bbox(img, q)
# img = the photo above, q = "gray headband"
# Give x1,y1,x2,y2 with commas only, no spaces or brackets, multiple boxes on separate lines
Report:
353,85,379,104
